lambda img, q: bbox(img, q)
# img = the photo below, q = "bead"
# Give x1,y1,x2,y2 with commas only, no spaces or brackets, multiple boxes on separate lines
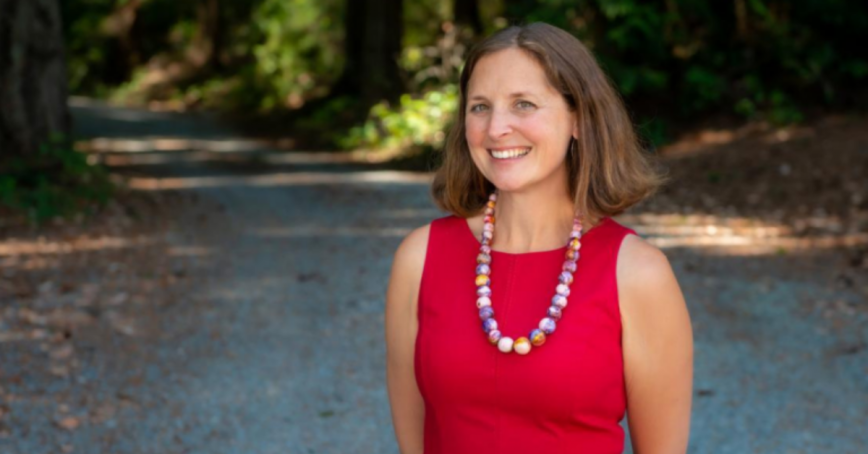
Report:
530,329,546,346
570,229,582,239
482,230,493,241
487,200,496,209
476,264,491,275
483,318,498,332
475,274,490,286
539,317,556,334
566,249,578,260
477,253,491,264
559,271,573,285
570,238,581,250
552,295,567,308
483,223,494,232
489,193,497,201
547,306,562,320
488,329,502,344
563,261,577,273
497,337,514,353
513,337,531,355
477,286,491,297
479,306,494,320
556,284,570,297
480,245,491,254
476,296,491,308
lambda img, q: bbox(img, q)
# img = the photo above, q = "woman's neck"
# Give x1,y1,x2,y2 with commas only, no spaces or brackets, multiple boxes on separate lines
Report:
490,190,577,254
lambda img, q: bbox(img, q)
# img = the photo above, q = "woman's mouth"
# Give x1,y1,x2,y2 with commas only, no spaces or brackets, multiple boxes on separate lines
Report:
488,147,531,160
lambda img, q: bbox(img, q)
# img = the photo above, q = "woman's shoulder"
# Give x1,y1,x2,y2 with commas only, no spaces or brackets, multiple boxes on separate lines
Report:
392,223,432,272
616,232,686,324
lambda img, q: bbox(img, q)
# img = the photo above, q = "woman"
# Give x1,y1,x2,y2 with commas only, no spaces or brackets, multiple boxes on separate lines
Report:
385,23,692,454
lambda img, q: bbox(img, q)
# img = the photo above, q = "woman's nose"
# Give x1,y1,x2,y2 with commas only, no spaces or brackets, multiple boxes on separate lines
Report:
486,109,513,139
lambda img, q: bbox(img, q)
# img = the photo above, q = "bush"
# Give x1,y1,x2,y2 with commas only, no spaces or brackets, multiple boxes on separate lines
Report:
0,136,114,224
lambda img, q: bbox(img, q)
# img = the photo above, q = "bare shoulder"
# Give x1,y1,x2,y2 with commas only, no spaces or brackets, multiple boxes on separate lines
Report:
392,223,432,278
617,234,673,284
616,233,686,317
387,223,432,313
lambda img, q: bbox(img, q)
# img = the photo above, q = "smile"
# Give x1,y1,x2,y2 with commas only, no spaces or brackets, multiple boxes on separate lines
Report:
488,147,531,160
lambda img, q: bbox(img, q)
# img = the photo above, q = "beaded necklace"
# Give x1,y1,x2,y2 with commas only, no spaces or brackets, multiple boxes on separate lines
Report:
475,191,583,355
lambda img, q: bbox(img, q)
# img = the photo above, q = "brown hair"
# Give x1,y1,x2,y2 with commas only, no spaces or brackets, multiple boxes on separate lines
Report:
431,22,665,225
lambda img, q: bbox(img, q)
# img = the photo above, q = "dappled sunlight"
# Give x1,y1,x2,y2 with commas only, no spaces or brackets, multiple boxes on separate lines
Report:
95,150,358,167
248,226,413,239
660,121,818,159
77,137,265,153
126,170,433,190
0,236,156,256
621,212,868,255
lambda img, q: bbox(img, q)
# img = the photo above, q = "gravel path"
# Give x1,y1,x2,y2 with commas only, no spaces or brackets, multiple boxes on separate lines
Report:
1,99,865,453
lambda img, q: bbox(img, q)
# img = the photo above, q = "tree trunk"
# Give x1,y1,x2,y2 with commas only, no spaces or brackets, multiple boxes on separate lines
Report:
195,0,224,70
453,0,483,35
0,0,70,161
332,0,404,104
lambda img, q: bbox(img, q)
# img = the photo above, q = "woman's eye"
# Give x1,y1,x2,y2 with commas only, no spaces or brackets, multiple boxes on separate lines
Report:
516,100,535,110
469,104,488,113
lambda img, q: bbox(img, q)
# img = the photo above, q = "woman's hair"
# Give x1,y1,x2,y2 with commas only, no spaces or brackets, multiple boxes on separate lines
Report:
431,22,665,224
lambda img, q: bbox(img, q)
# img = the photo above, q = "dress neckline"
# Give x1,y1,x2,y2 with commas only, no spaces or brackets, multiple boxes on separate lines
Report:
461,216,611,258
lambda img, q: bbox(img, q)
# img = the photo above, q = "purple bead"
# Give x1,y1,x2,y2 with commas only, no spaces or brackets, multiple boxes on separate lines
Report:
539,317,557,334
563,261,577,273
548,306,563,320
487,329,502,344
477,286,491,297
476,264,491,275
552,295,567,308
483,318,498,332
481,245,491,254
482,230,493,241
559,271,573,285
570,229,582,239
477,253,491,264
479,306,495,320
556,284,570,297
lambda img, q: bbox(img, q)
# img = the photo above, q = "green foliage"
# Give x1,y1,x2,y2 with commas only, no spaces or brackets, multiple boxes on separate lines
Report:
503,0,868,126
245,0,343,111
0,136,114,223
342,85,459,152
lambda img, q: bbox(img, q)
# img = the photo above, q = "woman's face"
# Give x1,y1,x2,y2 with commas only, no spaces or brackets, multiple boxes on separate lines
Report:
465,48,577,195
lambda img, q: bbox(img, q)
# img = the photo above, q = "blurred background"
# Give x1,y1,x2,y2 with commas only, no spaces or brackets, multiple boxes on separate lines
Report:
1,0,866,453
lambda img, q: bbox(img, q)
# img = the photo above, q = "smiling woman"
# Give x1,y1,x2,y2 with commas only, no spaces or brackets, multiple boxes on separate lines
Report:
386,23,693,454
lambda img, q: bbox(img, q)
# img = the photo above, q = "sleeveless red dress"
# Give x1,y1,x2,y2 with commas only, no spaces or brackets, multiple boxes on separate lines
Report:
415,215,637,454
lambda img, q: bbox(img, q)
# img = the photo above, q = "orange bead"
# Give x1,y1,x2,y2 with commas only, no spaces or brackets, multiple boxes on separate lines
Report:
513,337,531,355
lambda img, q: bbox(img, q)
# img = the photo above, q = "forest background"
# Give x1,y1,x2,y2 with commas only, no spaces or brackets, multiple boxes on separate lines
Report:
3,0,868,221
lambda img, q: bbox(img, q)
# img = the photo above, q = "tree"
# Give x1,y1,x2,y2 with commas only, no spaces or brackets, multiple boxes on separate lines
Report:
0,0,70,159
331,0,404,104
454,0,482,35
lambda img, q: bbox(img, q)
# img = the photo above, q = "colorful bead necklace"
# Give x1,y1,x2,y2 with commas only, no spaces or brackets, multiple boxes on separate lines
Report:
475,191,583,355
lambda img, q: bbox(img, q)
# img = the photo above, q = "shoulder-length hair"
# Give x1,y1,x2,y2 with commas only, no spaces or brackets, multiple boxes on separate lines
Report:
431,22,665,224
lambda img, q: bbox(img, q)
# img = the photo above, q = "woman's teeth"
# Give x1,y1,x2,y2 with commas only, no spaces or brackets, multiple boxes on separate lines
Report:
490,148,530,159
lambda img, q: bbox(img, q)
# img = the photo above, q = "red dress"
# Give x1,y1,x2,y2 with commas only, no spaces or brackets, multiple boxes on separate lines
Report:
415,215,637,454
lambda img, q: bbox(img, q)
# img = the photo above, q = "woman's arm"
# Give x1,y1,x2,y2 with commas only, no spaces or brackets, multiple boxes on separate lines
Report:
385,225,429,454
617,234,694,454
